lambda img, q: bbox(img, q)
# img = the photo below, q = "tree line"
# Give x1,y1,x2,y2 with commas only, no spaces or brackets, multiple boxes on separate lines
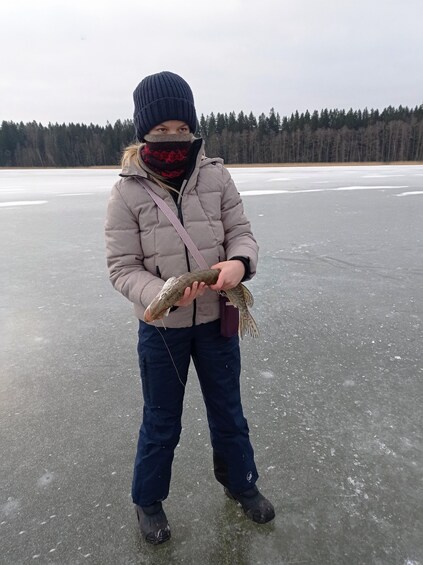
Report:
1,104,423,167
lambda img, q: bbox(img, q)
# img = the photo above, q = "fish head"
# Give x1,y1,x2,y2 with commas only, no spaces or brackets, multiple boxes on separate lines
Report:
144,277,178,322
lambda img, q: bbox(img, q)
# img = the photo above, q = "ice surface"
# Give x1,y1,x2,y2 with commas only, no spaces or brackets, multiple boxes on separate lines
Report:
1,164,422,564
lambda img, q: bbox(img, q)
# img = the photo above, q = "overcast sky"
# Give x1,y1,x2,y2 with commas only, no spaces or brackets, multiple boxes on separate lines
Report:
2,0,423,126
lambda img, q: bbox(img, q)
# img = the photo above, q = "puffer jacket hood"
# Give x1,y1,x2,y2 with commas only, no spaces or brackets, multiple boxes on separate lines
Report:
105,142,258,328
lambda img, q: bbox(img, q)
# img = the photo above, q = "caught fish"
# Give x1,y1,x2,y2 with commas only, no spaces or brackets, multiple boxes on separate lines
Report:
144,269,219,322
144,268,259,339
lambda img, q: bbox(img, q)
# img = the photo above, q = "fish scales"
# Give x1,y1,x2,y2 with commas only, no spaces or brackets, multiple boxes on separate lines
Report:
144,268,259,339
144,269,220,322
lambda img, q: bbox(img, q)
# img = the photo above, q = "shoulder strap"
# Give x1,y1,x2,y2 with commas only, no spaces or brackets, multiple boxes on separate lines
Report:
141,181,209,270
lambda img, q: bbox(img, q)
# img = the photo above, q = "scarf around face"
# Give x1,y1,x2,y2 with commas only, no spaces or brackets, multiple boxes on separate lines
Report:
140,133,193,179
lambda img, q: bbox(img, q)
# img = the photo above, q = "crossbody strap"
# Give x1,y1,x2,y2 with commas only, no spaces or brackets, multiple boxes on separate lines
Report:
141,181,209,270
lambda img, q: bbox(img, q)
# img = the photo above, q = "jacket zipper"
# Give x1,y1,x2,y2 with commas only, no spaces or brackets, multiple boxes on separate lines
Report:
177,179,197,326
173,137,203,325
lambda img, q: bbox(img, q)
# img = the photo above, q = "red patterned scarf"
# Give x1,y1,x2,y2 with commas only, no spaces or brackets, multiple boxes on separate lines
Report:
140,135,192,179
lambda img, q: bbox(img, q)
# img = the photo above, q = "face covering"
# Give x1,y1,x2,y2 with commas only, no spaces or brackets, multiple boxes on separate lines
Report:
140,134,193,180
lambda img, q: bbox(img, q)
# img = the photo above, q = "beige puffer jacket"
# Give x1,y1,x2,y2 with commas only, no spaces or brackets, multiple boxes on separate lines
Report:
105,140,258,327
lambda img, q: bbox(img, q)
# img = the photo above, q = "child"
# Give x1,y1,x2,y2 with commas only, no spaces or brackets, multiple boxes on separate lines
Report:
105,71,274,544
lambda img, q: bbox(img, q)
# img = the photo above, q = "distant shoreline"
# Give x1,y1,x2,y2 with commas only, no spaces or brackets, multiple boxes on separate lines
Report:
1,161,423,170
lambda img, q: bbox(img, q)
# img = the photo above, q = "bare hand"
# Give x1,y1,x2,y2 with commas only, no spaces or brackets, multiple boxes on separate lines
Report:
209,260,245,291
175,281,207,307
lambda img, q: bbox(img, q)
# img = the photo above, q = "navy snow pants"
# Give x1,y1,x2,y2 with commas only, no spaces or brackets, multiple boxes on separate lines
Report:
132,319,259,507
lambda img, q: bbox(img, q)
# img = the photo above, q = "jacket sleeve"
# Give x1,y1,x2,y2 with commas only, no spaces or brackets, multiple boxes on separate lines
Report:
220,166,258,279
105,181,164,307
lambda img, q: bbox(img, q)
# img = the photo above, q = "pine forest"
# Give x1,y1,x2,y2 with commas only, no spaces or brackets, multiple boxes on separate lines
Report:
1,104,423,167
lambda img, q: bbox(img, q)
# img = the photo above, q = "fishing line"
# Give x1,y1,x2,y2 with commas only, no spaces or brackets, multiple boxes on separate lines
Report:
153,326,186,389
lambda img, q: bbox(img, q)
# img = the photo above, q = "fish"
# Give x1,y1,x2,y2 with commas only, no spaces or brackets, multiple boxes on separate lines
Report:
144,269,219,322
144,268,259,339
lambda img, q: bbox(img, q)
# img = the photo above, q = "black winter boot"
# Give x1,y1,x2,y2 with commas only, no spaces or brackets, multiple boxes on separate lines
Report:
135,502,171,544
224,485,275,524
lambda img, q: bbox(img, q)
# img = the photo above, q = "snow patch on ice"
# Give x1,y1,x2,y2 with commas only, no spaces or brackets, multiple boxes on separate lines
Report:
0,200,48,207
240,189,289,196
374,439,397,457
362,174,405,178
334,185,408,191
37,472,54,487
0,497,20,518
347,476,367,498
260,370,275,379
58,192,94,197
266,178,290,182
396,191,423,197
343,379,355,387
240,185,410,197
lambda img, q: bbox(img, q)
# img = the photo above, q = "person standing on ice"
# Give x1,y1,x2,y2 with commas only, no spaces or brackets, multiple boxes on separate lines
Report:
105,71,275,544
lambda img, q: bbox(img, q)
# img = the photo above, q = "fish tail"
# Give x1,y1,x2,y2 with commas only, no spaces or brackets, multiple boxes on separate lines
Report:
241,284,254,307
239,311,260,339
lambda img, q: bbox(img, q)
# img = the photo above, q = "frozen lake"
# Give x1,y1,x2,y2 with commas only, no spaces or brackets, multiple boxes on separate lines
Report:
1,165,423,564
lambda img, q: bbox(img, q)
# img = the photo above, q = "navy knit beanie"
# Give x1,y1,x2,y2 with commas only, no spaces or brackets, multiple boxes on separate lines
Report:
133,71,197,141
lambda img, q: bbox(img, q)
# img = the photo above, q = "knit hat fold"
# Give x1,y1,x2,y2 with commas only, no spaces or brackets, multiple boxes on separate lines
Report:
133,71,197,141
